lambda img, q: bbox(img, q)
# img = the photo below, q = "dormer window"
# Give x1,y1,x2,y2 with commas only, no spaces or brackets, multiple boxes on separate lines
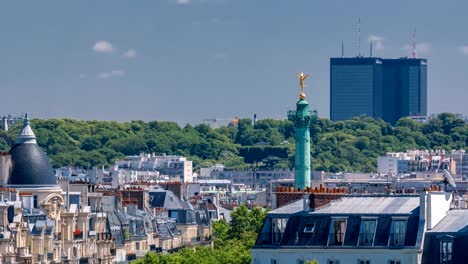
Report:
359,218,377,246
303,223,315,234
439,235,454,264
388,218,407,246
272,218,288,244
328,218,347,246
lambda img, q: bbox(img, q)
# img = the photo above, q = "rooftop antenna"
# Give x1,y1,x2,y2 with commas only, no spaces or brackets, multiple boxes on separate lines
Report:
357,17,361,57
370,41,373,57
412,28,417,59
341,41,344,58
441,169,456,191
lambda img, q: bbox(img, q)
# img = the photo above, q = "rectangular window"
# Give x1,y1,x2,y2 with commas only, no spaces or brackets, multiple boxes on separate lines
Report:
33,195,38,208
328,219,346,245
303,223,315,234
297,260,305,264
359,219,377,246
440,240,453,264
328,260,340,264
272,218,288,244
271,259,277,264
389,219,407,246
388,260,401,264
358,260,370,264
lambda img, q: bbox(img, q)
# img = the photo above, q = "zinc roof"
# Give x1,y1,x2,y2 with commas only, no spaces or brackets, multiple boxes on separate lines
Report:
429,210,468,233
313,195,420,215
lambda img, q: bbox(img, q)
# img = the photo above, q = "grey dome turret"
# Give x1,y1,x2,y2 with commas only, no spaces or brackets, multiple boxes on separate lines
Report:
7,114,56,186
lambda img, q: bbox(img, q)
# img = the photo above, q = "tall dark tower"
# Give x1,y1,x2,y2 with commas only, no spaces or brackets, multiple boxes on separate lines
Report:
287,73,317,189
330,57,427,125
330,57,384,121
382,58,427,124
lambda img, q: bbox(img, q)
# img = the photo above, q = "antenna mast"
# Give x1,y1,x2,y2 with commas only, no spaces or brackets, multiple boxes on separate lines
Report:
341,41,344,58
370,41,373,57
357,18,361,56
412,29,417,59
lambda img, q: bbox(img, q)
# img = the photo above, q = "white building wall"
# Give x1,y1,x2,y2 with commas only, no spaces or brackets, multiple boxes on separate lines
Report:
200,168,212,178
426,191,452,230
377,156,398,174
183,160,193,183
114,154,193,182
251,248,420,264
0,155,11,186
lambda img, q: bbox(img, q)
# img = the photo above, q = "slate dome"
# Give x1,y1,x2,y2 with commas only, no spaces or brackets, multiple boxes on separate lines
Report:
7,114,56,186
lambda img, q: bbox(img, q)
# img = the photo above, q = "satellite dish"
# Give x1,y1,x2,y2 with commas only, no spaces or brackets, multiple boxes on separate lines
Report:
443,169,456,188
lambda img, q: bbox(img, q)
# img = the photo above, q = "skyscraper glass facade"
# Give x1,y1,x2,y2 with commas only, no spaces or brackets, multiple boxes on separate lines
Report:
330,58,383,121
330,57,427,125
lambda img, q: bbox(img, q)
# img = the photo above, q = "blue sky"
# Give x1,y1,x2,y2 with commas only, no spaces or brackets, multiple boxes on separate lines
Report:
1,0,467,124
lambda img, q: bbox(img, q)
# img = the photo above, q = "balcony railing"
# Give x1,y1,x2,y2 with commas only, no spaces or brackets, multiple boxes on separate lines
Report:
287,110,318,128
74,233,84,240
97,232,113,241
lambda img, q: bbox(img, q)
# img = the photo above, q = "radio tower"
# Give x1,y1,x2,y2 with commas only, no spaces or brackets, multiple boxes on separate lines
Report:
412,29,417,59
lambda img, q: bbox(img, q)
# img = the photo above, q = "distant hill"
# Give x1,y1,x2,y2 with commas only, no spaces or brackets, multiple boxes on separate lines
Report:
1,113,466,173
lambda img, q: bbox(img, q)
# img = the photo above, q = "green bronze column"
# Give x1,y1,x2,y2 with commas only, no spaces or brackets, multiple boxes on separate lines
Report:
287,73,317,189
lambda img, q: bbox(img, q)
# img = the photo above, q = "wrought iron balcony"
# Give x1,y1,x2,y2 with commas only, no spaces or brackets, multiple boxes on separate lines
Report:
287,110,318,128
97,232,113,241
74,232,84,240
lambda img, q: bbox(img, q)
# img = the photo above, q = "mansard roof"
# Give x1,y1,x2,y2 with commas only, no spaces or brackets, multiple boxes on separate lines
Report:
256,195,422,249
312,195,420,215
276,213,420,247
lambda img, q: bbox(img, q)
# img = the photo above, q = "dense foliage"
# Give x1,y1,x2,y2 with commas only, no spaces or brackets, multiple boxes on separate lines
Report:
0,113,466,172
132,205,268,264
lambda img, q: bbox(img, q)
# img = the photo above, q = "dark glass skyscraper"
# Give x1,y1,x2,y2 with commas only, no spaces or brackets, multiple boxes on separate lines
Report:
330,57,427,125
382,58,427,124
330,58,383,121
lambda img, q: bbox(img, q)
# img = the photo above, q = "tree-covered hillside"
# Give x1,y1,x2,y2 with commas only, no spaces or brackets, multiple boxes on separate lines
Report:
0,113,466,173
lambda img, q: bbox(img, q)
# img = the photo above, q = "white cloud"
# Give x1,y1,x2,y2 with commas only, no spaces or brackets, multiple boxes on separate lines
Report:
458,46,468,55
402,42,432,56
213,52,227,60
368,35,384,51
97,70,126,79
79,73,87,79
93,41,114,53
176,0,192,4
122,49,137,58
211,17,221,23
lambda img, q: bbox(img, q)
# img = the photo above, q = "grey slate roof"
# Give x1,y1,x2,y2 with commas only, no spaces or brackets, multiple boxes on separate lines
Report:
429,210,468,233
257,212,420,248
421,209,468,264
149,189,184,210
256,195,422,249
313,195,420,215
269,200,303,215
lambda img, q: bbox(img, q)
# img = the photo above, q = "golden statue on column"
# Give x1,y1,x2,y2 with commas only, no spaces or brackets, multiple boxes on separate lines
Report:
296,72,309,99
